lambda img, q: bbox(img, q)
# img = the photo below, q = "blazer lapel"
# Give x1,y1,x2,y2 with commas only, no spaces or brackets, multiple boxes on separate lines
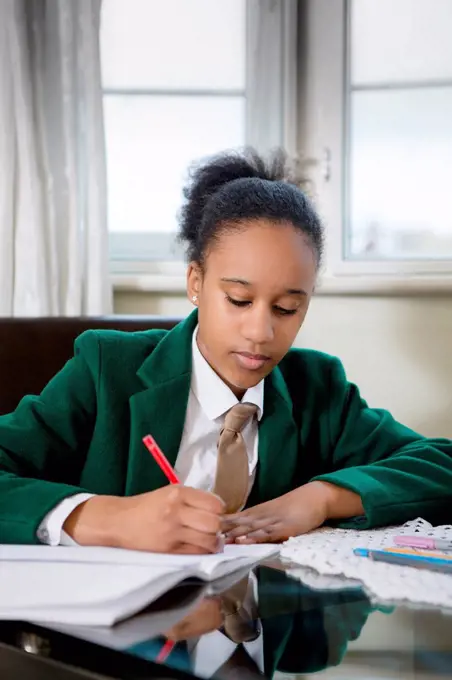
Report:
125,311,198,495
249,367,299,505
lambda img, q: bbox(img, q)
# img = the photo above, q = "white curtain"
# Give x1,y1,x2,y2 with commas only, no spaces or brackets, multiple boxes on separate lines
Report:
246,0,298,156
0,0,112,316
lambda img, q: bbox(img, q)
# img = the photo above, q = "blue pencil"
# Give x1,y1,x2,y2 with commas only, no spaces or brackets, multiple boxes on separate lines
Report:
354,548,452,574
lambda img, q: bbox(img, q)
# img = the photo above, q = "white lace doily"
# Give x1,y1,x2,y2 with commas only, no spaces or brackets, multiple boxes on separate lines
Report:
280,518,452,609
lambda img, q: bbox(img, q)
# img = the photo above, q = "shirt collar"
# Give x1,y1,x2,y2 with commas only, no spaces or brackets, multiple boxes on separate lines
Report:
191,327,264,422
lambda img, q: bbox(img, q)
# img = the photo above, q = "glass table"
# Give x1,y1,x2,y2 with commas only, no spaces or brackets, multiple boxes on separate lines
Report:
0,559,451,679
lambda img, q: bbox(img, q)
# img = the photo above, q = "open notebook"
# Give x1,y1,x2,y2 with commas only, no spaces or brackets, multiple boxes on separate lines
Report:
0,543,277,626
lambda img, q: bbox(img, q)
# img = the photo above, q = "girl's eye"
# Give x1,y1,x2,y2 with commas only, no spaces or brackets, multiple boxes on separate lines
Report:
226,295,298,316
226,295,250,307
275,306,298,316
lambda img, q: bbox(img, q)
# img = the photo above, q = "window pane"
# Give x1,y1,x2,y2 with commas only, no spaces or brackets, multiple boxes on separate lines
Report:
351,0,452,85
104,95,245,234
347,87,452,259
101,0,245,90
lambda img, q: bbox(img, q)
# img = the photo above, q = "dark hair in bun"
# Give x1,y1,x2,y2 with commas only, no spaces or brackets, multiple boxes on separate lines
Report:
178,147,324,269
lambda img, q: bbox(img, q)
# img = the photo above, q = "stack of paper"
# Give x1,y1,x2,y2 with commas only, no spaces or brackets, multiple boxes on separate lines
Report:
0,543,277,626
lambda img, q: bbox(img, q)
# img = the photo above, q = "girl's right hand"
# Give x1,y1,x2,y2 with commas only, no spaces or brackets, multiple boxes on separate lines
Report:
63,486,225,554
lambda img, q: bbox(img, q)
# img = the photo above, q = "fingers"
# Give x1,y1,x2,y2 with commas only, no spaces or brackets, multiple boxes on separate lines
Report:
236,525,285,543
234,526,278,543
164,489,225,554
235,532,270,544
221,515,253,535
178,486,225,514
180,505,222,535
221,504,270,532
222,507,261,526
223,515,271,541
223,511,288,544
177,526,221,553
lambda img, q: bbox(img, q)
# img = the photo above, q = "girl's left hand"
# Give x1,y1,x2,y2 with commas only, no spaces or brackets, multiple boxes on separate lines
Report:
222,482,331,544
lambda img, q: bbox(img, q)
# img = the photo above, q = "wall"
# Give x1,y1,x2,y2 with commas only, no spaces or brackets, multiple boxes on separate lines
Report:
114,290,452,438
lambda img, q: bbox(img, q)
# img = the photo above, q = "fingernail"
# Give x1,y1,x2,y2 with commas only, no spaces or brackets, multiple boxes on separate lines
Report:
216,533,225,552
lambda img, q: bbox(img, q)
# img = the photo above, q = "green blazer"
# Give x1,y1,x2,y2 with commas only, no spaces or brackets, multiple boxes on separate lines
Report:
0,311,451,544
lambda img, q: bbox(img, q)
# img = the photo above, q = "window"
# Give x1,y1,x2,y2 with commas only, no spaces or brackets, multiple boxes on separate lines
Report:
300,0,452,279
101,0,297,272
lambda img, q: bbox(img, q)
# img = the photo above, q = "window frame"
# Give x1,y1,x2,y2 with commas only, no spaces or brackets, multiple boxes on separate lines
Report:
108,0,298,275
298,0,452,288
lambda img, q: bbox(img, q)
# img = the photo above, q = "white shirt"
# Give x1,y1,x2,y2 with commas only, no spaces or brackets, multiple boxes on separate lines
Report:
176,325,263,493
37,326,264,545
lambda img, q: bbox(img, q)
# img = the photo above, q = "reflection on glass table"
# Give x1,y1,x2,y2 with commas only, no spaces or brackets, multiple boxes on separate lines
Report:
0,563,451,679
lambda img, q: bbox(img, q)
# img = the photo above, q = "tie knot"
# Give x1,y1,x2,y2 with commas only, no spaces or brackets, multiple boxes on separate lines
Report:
223,403,257,434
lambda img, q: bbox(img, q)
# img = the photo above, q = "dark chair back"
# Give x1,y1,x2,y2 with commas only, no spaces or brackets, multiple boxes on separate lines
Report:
0,316,182,415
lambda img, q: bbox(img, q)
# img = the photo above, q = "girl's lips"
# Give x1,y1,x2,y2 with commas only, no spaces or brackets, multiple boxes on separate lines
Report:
234,352,271,371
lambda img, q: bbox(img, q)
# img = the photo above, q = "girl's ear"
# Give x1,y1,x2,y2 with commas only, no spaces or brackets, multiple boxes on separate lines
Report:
186,262,202,306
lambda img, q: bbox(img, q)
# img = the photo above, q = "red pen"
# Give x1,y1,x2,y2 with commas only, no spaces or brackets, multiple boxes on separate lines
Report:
156,638,176,663
142,435,181,484
142,434,179,663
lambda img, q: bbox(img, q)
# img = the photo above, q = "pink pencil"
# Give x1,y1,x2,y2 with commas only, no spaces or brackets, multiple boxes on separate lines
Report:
142,434,181,485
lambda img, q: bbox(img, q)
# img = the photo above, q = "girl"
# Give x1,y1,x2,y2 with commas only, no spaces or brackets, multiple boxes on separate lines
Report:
0,149,451,552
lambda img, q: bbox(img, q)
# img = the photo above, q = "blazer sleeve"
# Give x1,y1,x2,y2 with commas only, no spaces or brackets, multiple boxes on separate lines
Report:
312,357,452,529
0,331,99,544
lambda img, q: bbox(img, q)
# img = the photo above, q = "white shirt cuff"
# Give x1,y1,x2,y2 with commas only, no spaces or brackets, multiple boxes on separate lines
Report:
36,493,95,546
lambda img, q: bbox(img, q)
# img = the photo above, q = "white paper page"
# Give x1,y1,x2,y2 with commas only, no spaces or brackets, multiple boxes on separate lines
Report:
0,562,187,626
0,562,178,609
197,543,278,577
0,543,278,579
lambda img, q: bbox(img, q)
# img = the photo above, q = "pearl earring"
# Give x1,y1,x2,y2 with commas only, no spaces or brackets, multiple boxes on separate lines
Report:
192,295,198,303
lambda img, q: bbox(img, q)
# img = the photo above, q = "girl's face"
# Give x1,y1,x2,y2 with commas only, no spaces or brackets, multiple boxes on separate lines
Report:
187,219,317,398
